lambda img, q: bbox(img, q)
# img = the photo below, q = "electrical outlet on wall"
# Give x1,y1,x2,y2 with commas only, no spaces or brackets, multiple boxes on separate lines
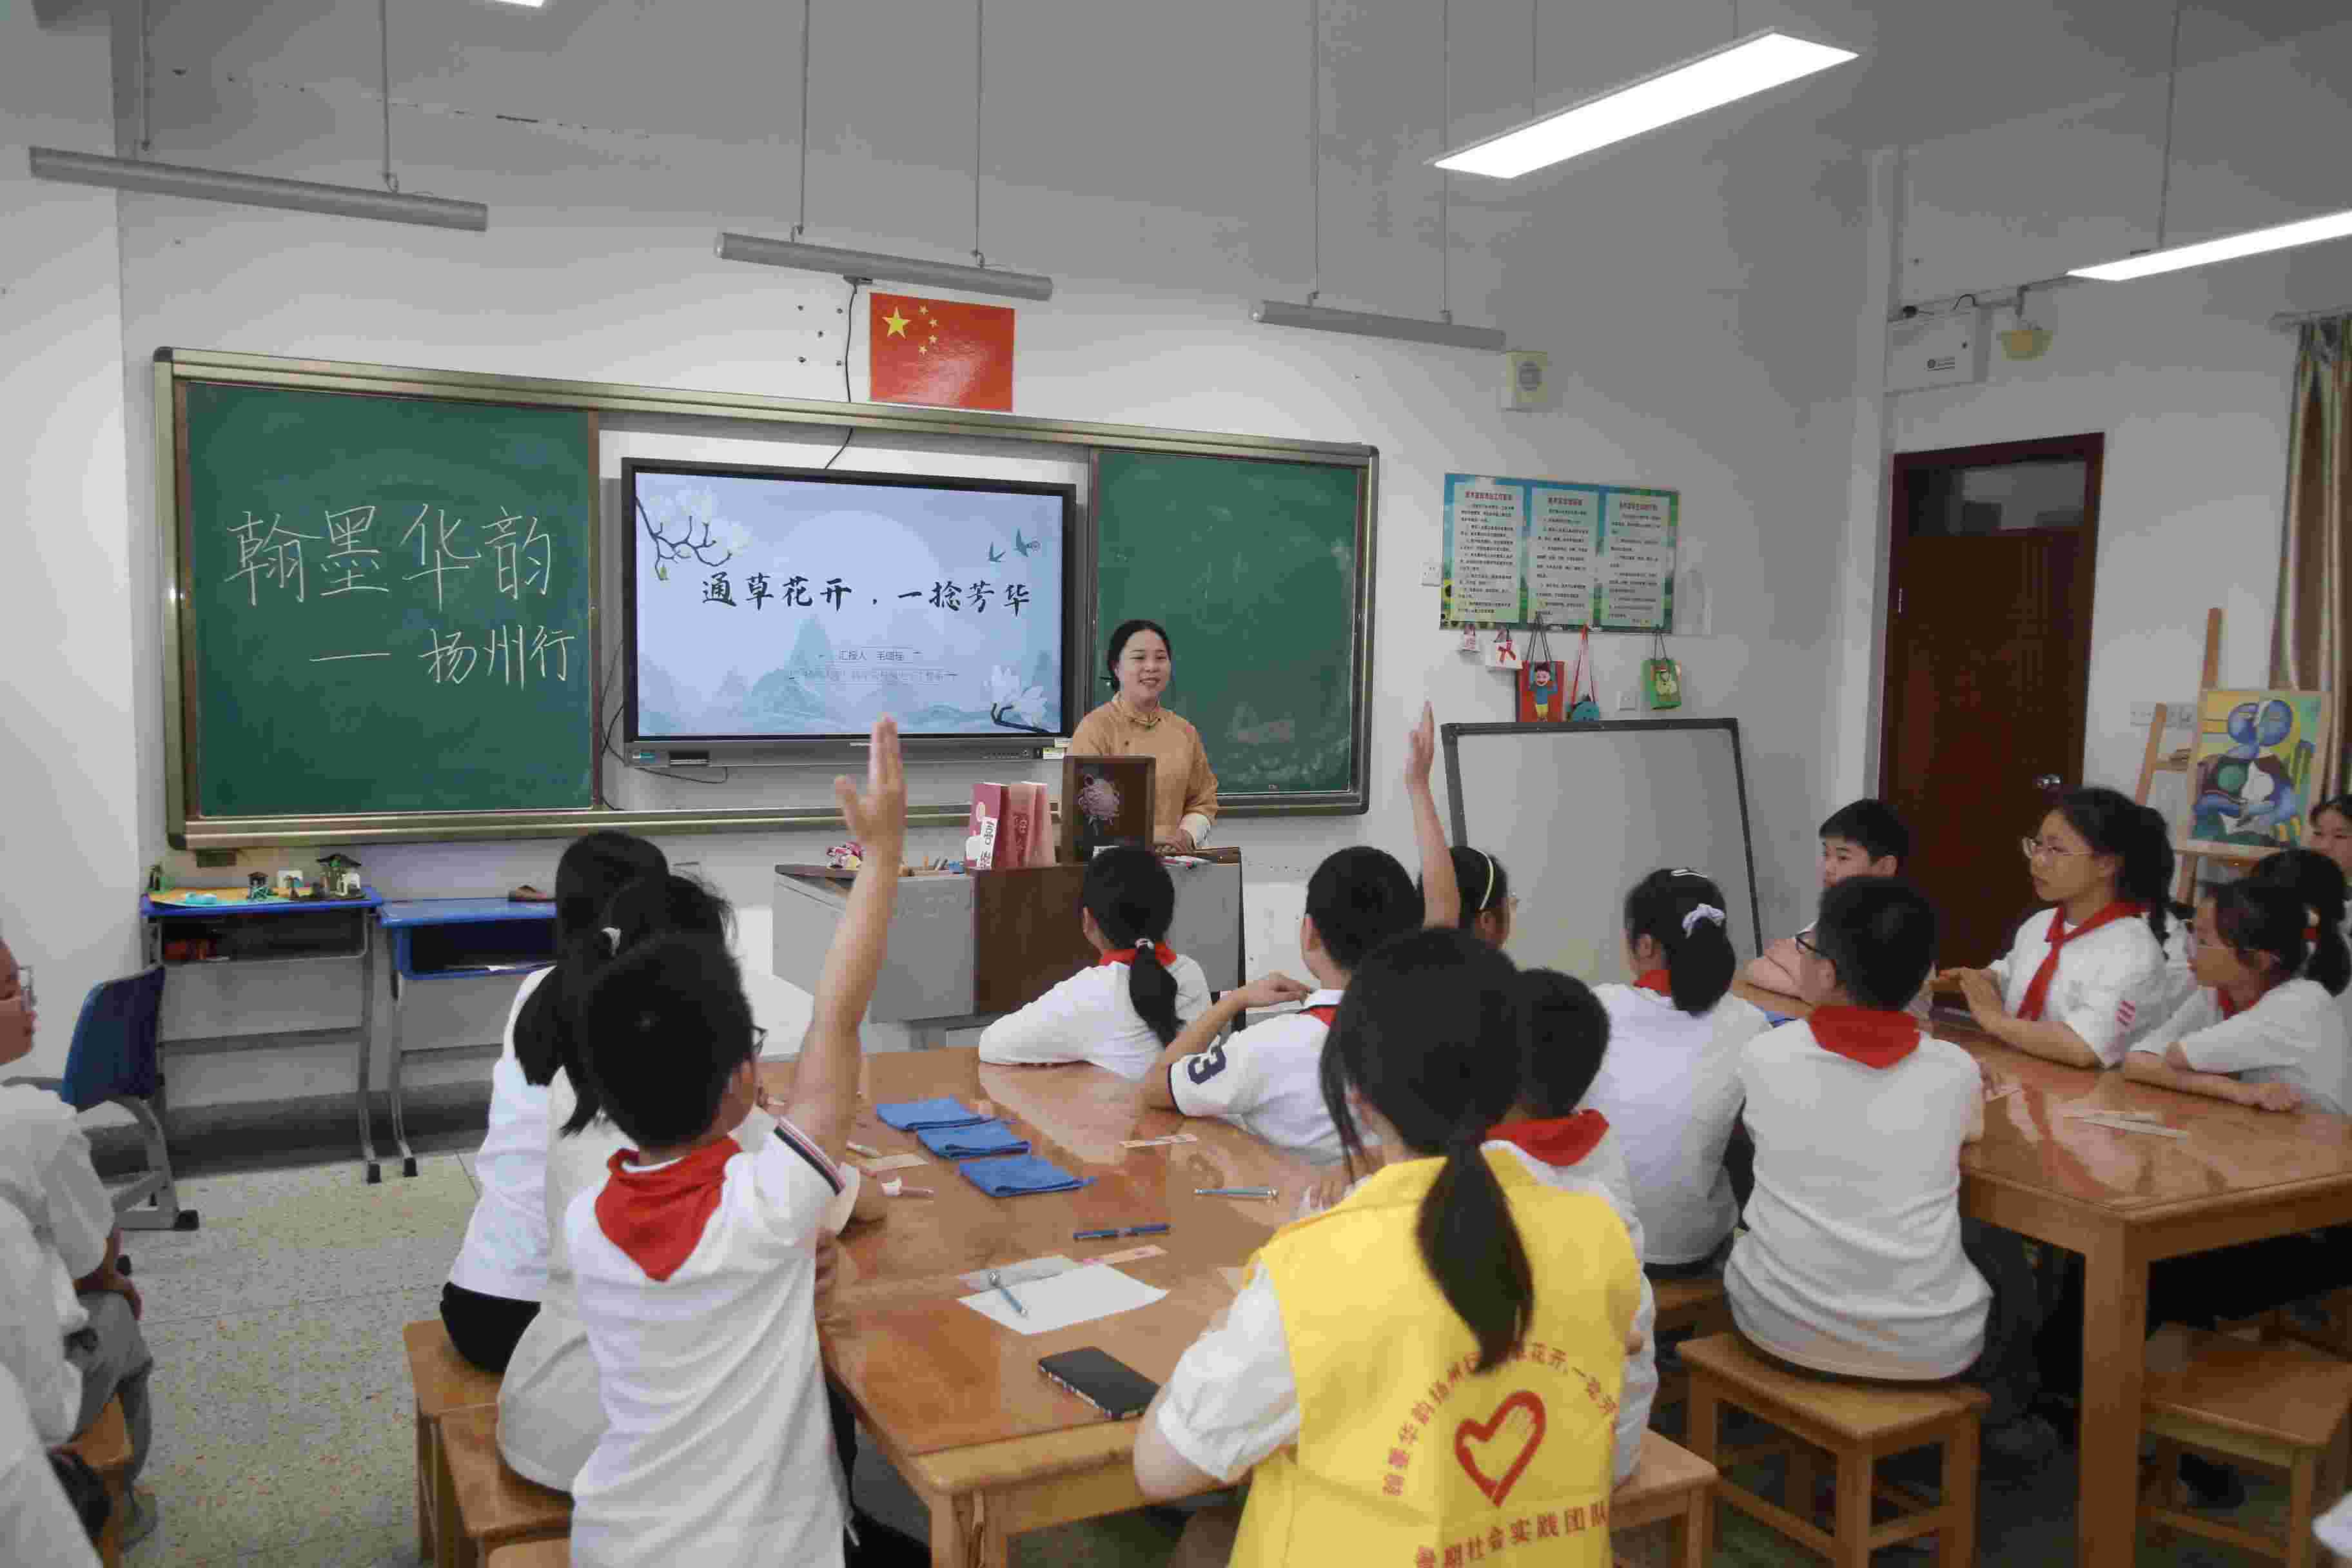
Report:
1617,686,1640,712
1420,554,1443,588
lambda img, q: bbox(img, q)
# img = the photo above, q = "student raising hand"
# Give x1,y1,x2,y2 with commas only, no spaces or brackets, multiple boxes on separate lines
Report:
1404,703,1460,932
834,716,907,857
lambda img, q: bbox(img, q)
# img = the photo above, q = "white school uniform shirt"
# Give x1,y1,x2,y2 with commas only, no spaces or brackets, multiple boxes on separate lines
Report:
0,1086,113,1347
1168,990,1346,1164
2131,978,2351,1116
567,1120,849,1568
449,968,556,1304
500,1070,854,1491
0,1204,79,1446
1581,985,1765,1266
1726,1019,1988,1380
1986,906,2166,1066
977,953,1211,1081
0,1364,98,1568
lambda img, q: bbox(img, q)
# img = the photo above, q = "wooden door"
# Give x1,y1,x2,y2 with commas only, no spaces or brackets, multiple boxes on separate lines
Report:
1880,434,2103,969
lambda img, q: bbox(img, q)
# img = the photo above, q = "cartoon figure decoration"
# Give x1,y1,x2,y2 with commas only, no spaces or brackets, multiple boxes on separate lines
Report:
316,853,363,899
1528,663,1555,720
247,871,271,902
2184,689,2330,853
1487,629,1523,671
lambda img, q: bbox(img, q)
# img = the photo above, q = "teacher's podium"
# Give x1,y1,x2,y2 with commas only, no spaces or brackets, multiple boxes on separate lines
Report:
772,850,1244,1046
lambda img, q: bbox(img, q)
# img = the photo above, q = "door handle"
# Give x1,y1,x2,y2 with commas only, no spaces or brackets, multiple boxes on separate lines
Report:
2034,774,2063,794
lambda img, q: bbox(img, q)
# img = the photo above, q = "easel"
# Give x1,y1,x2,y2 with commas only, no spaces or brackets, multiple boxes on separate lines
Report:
2133,609,2223,903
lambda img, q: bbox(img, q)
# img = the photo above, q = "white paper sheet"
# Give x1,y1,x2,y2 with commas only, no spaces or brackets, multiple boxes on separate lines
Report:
957,1264,1168,1336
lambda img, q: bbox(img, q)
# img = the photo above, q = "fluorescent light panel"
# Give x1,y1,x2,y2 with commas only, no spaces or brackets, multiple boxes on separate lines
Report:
28,146,487,231
1435,29,1857,180
2068,207,2352,281
1251,299,1507,352
714,231,1054,301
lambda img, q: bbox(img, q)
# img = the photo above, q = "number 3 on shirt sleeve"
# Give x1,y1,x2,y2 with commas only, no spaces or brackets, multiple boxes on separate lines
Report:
1184,1044,1229,1084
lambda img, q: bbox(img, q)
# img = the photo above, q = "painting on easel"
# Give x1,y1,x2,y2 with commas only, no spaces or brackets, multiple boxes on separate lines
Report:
2182,689,2333,854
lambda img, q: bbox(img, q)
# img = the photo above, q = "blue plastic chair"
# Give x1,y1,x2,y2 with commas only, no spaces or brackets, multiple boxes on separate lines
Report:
4,966,196,1231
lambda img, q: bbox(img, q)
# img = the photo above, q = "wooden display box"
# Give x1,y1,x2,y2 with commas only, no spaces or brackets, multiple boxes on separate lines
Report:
1061,754,1156,862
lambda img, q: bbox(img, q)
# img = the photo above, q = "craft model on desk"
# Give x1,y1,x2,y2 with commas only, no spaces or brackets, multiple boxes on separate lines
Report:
246,872,271,901
317,853,364,898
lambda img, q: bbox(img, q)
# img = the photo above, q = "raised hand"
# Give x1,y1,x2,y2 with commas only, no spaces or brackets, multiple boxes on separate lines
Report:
834,718,906,857
1405,701,1438,792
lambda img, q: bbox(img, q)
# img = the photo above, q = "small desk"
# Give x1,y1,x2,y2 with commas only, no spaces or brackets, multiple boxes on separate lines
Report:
1734,977,2352,1568
789,1048,1310,1568
142,888,383,1175
376,899,557,1182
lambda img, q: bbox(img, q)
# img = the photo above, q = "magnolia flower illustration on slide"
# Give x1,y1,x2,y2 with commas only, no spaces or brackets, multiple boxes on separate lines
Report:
638,485,745,580
987,664,1050,733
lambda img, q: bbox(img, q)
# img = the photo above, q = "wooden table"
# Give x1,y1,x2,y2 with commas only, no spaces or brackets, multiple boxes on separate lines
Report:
763,1049,1316,1568
1734,979,2352,1567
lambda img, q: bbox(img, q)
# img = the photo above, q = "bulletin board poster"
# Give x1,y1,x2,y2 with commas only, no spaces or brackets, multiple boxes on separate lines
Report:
1440,473,1678,631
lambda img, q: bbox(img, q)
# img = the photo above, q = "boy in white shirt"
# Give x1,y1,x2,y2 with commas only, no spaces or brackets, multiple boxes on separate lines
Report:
0,1365,99,1568
1745,799,1927,1019
562,721,903,1568
0,929,157,1544
1140,704,1460,1161
1729,877,2049,1456
979,847,1211,1081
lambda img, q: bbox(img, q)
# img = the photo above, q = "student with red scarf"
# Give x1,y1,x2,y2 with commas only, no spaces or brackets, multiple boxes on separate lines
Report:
1940,787,2172,1068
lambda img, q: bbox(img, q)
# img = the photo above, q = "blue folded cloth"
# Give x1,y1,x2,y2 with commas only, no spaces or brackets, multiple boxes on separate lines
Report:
876,1097,988,1131
916,1120,1032,1159
956,1153,1093,1197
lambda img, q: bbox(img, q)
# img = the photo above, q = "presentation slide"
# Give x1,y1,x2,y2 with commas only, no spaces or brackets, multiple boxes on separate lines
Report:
629,465,1068,740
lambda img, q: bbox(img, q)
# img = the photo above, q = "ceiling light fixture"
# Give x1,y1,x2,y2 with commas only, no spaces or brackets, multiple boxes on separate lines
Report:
30,0,487,230
2070,1,2352,281
718,0,1054,302
1255,0,1505,353
1433,27,1856,181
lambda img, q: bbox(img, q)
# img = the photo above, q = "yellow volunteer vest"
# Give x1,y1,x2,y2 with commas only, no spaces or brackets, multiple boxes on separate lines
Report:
1232,1150,1640,1568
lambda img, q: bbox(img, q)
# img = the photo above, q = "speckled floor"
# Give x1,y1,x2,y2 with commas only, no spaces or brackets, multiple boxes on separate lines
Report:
115,1152,2326,1565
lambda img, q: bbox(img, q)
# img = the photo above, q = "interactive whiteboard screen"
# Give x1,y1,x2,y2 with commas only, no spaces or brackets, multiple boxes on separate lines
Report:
625,460,1073,743
1442,721,1763,985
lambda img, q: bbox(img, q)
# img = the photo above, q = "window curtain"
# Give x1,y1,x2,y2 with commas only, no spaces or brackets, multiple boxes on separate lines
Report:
2271,317,2352,799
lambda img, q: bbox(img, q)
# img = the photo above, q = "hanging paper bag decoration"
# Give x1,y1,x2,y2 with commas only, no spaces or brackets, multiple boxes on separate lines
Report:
1487,629,1523,671
1567,627,1603,721
1642,632,1683,710
1517,629,1567,723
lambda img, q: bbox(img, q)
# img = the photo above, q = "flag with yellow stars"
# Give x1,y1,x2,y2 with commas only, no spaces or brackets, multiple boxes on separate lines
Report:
869,291,1015,411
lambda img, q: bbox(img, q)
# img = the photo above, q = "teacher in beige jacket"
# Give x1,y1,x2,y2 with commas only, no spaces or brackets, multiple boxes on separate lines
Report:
1067,619,1219,852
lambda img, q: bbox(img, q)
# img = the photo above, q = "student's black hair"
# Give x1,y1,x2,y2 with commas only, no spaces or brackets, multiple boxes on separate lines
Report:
1622,868,1736,1015
2209,882,2319,997
1516,969,1610,1119
1319,928,1531,1372
2052,787,2178,945
558,874,736,1136
576,934,756,1152
1306,846,1423,971
1083,847,1182,1046
514,830,668,1086
1103,619,1173,687
2314,794,2352,832
2246,848,2351,995
1424,847,1510,932
1819,798,1912,867
1810,877,1939,1012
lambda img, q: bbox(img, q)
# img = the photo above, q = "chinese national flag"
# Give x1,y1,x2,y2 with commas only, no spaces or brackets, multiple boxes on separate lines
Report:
869,292,1015,411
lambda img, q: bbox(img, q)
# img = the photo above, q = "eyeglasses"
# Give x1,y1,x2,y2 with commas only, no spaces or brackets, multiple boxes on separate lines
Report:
2021,839,2092,863
1792,932,1823,958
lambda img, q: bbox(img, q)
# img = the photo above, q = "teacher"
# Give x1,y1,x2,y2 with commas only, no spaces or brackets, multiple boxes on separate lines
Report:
1068,618,1219,853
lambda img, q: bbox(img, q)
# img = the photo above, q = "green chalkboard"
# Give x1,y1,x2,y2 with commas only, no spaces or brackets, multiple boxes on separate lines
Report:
1094,450,1366,801
179,382,595,819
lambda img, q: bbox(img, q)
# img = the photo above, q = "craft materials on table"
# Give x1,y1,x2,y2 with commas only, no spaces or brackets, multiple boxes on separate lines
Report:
959,1153,1093,1197
959,1255,1078,1293
988,1268,1029,1318
1195,1186,1277,1199
1089,1244,1166,1266
2063,1110,2188,1138
1119,1133,1198,1150
845,1141,881,1157
916,1120,1033,1159
876,1097,990,1131
859,1152,929,1173
957,1264,1170,1337
1073,1224,1169,1240
879,1179,934,1198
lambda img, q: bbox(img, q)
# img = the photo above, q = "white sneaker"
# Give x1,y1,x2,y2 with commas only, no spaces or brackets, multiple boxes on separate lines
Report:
2316,1490,2352,1554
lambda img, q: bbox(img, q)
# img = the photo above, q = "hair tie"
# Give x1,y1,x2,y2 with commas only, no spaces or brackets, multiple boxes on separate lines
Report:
1478,851,1498,911
1681,904,1726,936
602,926,622,955
1135,937,1159,958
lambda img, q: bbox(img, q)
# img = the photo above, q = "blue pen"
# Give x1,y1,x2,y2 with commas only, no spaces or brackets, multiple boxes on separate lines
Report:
987,1268,1028,1318
1076,1223,1171,1240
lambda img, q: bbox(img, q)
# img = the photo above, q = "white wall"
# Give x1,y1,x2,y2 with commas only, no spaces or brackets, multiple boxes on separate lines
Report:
1889,19,2352,816
2,0,1872,1097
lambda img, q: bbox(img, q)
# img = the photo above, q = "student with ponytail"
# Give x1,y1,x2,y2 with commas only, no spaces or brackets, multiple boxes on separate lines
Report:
1427,847,1515,947
1134,931,1641,1567
978,847,1211,1081
2124,882,2351,1114
2246,848,2352,992
1580,869,1767,1276
1941,787,2171,1068
444,829,667,1373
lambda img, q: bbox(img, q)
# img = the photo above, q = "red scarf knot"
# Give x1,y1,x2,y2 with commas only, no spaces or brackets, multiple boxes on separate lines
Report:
1099,940,1175,967
593,1141,736,1282
2017,902,2146,1022
1634,969,1674,997
1808,1005,1923,1069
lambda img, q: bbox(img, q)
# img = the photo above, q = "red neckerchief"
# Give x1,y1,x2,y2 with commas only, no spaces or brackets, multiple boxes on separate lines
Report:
1098,942,1177,967
593,1142,736,1283
1808,1005,1923,1069
2018,903,2146,1021
1634,970,1673,997
2217,986,2244,1021
1489,1110,1610,1168
1304,1004,1338,1026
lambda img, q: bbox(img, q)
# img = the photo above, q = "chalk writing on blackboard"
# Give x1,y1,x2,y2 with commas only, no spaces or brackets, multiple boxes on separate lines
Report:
311,652,393,663
227,513,320,605
402,505,480,608
419,625,576,686
322,507,388,597
485,512,552,600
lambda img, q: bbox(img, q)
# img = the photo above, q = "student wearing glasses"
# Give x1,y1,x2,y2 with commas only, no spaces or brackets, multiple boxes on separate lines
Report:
1936,787,2173,1068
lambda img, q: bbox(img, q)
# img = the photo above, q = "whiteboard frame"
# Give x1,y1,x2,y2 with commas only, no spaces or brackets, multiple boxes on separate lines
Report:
1438,718,1765,957
157,348,1376,848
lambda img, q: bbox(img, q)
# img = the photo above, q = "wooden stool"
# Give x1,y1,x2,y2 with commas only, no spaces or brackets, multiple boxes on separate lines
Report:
404,1320,506,1567
1609,1429,1718,1568
485,1542,570,1567
440,1403,572,1567
1681,1333,1988,1567
1649,1277,1732,1411
2139,1330,2352,1568
63,1395,133,1568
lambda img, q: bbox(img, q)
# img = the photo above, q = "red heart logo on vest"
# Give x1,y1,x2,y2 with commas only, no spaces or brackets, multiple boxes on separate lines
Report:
1453,1390,1547,1506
